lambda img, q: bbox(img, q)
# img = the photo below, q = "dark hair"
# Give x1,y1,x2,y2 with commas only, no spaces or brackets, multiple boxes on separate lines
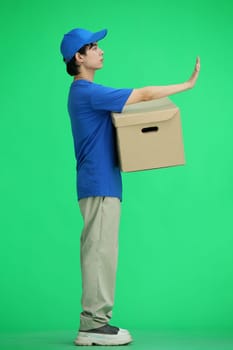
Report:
64,43,95,76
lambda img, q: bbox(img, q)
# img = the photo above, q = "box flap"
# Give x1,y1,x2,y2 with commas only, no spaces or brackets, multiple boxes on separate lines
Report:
112,97,179,127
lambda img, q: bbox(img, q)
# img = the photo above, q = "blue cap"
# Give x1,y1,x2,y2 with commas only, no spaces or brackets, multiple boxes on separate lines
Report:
60,28,107,63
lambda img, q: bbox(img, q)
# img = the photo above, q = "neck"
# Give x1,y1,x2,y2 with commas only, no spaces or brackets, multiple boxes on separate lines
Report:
74,69,95,82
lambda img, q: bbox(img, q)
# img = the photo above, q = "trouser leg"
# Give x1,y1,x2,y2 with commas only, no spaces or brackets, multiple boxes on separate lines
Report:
78,196,121,331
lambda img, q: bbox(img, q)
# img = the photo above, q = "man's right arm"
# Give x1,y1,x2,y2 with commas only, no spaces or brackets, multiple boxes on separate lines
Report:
125,56,201,105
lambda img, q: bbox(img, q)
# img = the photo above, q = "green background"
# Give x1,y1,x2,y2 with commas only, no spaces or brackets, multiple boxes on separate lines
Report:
1,0,233,337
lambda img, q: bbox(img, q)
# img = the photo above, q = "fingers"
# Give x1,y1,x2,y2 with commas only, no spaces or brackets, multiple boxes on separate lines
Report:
195,56,200,72
188,57,200,88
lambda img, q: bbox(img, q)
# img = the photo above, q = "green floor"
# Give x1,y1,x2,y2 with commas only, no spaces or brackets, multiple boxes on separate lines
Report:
1,330,233,350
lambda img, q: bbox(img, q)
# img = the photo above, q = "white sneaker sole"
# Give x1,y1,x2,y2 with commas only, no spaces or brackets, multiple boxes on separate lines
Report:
74,328,133,346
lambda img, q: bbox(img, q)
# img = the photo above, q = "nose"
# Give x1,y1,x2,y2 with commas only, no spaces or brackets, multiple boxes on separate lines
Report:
99,47,104,55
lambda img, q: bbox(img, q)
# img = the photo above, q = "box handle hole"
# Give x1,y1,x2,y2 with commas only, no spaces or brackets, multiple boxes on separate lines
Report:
141,126,159,133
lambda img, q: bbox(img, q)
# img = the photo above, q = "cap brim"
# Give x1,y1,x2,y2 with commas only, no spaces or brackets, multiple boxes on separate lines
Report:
90,29,108,44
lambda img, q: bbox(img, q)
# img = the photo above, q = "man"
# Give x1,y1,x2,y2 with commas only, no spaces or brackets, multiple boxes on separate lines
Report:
60,28,200,346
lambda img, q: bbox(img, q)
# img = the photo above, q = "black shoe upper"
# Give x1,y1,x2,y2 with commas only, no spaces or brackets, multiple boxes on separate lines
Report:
81,324,120,334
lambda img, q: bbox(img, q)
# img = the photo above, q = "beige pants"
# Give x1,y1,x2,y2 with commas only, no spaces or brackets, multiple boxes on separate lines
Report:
78,196,121,331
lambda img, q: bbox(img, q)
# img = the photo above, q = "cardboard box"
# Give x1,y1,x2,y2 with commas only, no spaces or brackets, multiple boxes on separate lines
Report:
112,97,185,172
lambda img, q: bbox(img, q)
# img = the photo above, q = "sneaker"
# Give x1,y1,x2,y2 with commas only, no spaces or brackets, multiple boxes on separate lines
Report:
74,324,133,346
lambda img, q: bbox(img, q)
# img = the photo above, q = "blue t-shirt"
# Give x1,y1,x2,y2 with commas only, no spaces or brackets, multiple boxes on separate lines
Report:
67,80,133,201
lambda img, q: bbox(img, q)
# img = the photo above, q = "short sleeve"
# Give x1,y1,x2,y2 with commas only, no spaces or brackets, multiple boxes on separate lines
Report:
90,83,133,113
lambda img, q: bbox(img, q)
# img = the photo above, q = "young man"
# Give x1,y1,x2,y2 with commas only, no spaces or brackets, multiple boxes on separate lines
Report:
60,28,200,346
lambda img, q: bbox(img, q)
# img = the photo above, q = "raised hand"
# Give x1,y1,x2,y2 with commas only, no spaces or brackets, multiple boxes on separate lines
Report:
188,56,201,88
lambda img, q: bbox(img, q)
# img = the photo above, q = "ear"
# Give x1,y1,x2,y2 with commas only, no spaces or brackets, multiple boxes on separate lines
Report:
75,52,84,64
